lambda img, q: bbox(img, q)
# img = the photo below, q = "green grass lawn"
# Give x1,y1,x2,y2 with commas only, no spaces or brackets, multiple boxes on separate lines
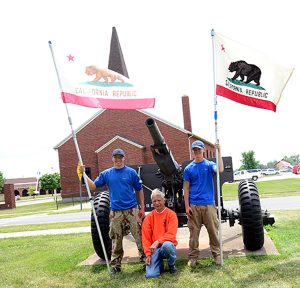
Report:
0,210,299,288
0,200,90,219
17,194,56,201
222,178,300,200
0,201,66,215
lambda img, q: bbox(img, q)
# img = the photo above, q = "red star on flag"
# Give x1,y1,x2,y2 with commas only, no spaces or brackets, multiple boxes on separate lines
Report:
67,54,74,61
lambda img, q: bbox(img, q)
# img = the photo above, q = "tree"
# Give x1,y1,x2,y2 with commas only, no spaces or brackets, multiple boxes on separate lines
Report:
283,155,300,166
0,171,5,193
39,173,60,194
266,160,277,168
240,150,260,170
259,164,267,169
28,186,38,197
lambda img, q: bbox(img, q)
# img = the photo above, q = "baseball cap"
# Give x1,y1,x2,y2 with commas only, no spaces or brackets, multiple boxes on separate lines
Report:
192,140,205,149
112,148,125,157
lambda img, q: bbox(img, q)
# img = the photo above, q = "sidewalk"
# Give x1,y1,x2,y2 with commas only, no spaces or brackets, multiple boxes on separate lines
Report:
0,227,90,239
59,202,91,211
0,202,91,227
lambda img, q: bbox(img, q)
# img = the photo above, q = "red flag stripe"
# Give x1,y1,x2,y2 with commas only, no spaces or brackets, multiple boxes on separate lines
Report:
216,85,276,112
61,92,155,110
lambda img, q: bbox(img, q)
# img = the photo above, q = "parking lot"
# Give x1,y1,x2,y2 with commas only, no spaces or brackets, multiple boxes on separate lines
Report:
258,172,300,182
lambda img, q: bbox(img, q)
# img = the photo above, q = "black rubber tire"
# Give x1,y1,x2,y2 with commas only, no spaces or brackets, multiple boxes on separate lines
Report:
91,191,112,260
238,180,264,251
177,215,188,227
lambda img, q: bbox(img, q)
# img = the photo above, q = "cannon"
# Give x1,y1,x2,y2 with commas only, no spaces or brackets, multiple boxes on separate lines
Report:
144,118,187,226
90,118,275,260
142,118,275,250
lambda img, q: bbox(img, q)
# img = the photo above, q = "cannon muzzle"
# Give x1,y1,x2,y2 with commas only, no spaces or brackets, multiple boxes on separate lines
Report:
145,118,165,148
145,118,180,177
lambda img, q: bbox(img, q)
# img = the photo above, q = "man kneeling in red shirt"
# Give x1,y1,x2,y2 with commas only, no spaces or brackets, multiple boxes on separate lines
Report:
142,188,179,278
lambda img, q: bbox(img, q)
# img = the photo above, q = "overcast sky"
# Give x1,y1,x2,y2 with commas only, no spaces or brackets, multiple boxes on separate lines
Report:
1,0,299,178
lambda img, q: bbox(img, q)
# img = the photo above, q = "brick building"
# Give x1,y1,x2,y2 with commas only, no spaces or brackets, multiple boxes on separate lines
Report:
274,159,293,171
5,177,38,197
55,96,216,200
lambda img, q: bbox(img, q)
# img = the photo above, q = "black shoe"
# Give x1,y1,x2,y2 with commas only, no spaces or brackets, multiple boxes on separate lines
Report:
169,265,178,274
110,267,121,274
139,253,146,263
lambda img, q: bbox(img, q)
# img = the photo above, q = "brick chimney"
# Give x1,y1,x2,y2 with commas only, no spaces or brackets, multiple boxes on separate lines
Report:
182,95,192,132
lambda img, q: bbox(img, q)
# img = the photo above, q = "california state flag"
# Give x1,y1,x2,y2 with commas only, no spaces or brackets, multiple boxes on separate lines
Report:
49,44,155,110
214,32,294,112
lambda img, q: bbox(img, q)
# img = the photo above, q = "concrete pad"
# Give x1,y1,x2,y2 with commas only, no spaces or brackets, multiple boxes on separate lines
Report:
80,223,279,266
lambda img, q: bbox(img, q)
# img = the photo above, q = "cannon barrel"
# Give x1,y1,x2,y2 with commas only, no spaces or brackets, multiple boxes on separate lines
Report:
145,118,165,147
145,118,180,177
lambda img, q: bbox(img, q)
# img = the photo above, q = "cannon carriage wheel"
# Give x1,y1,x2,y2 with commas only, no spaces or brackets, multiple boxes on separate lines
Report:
91,191,112,260
238,180,264,251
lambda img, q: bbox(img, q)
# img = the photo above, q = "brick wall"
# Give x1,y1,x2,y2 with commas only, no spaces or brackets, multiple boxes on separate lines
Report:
57,109,215,199
0,184,16,209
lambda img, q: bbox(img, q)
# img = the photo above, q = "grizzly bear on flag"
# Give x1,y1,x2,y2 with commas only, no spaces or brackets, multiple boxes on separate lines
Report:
228,60,261,86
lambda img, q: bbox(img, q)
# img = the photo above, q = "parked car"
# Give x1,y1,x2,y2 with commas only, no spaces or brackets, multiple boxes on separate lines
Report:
292,165,300,174
234,169,262,181
261,168,280,176
279,167,292,173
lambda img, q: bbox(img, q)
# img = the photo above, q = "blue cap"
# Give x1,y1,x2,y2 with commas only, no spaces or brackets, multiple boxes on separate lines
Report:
192,140,205,149
112,148,125,157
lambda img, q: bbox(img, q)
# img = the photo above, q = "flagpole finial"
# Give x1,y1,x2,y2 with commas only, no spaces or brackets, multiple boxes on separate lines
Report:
211,29,215,36
48,41,52,45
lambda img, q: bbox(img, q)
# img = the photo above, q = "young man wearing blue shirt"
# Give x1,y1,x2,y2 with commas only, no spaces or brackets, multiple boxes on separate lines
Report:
83,148,145,273
183,140,224,267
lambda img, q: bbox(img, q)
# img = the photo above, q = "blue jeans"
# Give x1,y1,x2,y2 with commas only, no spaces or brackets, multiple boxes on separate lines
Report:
146,241,176,278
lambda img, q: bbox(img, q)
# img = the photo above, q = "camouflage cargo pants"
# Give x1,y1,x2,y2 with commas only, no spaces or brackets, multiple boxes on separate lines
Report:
109,208,145,268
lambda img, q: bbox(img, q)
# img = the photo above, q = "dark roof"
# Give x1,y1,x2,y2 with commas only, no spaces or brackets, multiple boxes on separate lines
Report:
5,177,37,184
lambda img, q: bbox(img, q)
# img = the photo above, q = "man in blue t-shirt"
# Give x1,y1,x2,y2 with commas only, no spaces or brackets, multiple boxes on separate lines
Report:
183,140,224,267
83,148,145,273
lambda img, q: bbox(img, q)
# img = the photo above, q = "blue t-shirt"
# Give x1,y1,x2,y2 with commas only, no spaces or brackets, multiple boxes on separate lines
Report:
94,166,143,211
183,159,216,205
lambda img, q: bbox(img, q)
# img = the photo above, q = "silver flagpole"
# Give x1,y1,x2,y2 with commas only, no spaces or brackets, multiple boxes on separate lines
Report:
211,29,224,266
48,41,111,273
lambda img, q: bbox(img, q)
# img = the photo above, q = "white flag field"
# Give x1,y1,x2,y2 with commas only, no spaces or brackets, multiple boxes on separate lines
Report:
214,33,294,112
49,42,155,110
